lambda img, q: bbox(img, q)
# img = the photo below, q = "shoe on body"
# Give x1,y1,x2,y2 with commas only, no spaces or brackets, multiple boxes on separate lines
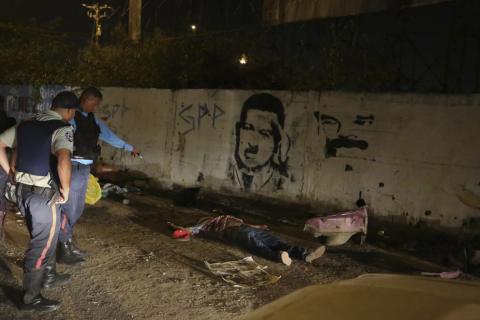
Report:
279,251,292,266
305,245,326,263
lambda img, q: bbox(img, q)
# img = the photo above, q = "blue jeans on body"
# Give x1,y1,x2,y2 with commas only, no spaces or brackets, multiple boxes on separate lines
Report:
59,163,91,243
227,225,307,262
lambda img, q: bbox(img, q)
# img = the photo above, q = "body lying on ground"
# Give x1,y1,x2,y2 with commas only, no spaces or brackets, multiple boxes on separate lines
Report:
170,215,325,266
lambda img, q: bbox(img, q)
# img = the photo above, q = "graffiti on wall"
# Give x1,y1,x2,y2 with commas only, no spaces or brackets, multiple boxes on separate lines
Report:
314,112,371,157
177,103,225,136
232,93,291,192
0,85,72,120
100,103,129,120
37,86,70,112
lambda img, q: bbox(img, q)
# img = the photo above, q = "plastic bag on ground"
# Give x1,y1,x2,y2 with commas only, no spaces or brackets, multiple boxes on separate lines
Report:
85,174,102,205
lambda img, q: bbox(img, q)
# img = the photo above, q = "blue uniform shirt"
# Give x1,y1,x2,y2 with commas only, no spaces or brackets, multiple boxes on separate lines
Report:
70,112,133,165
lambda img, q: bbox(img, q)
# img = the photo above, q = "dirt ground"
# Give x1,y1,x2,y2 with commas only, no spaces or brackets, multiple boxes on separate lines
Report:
0,192,475,320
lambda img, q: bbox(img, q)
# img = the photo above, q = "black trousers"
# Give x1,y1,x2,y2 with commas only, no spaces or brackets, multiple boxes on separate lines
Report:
0,169,7,239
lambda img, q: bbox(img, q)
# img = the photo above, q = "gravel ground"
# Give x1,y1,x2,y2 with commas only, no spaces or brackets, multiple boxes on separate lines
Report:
0,193,470,320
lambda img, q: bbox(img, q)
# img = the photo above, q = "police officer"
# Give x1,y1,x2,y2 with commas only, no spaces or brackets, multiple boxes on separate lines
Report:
0,114,16,241
58,86,139,265
0,91,80,311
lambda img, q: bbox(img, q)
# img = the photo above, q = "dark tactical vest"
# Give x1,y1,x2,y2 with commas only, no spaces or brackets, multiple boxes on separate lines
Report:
73,112,101,160
16,119,70,177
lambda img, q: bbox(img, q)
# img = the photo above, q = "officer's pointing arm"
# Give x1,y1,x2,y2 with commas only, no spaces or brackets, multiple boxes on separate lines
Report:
0,125,15,177
0,140,9,175
96,118,139,156
56,148,72,204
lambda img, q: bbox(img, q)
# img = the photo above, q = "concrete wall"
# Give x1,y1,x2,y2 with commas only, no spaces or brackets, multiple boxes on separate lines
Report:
263,0,451,25
1,85,479,228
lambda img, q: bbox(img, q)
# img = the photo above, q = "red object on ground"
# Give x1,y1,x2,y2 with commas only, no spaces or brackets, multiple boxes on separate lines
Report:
172,229,191,240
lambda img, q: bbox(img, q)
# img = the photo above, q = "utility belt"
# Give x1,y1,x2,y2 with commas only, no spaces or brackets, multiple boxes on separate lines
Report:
16,182,60,206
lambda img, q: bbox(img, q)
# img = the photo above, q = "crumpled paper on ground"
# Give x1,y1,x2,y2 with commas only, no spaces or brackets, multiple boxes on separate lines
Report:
205,256,281,288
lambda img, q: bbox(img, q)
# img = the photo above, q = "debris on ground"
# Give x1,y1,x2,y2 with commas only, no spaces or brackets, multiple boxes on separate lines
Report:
205,256,281,288
304,207,368,246
172,229,191,241
420,270,462,279
101,183,128,198
94,162,120,174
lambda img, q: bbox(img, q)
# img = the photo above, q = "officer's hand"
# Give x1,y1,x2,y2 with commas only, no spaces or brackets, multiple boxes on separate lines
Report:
7,169,16,185
131,148,141,158
57,188,69,204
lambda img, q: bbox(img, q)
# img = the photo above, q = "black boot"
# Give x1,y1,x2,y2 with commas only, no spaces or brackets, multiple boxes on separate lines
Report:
43,255,71,289
22,267,59,312
68,239,88,258
57,241,85,265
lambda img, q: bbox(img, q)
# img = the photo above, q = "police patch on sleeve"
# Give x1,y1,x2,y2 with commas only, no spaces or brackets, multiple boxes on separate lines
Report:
65,131,73,143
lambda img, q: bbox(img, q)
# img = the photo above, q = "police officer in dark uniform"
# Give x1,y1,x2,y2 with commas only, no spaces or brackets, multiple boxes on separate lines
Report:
58,86,139,264
0,91,80,312
0,114,16,241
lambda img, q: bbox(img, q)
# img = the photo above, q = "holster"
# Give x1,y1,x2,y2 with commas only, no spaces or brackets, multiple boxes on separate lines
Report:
16,183,58,206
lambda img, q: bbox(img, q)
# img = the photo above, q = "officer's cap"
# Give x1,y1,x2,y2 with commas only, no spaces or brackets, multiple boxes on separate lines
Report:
51,91,81,110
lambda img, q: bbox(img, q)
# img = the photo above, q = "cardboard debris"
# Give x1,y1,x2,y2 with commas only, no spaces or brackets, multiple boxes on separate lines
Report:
205,256,281,288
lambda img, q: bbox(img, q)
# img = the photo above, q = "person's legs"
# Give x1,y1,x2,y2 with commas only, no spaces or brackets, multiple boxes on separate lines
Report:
272,241,325,262
19,191,60,312
59,163,90,243
286,246,309,261
248,229,313,262
43,203,70,288
232,226,325,263
58,163,90,264
0,169,8,242
229,226,288,263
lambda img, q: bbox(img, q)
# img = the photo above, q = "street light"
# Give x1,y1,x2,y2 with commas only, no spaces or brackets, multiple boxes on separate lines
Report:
190,24,197,31
81,3,113,45
239,53,248,65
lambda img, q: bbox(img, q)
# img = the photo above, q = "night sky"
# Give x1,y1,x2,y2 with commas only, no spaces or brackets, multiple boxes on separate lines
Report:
0,0,261,41
1,1,128,38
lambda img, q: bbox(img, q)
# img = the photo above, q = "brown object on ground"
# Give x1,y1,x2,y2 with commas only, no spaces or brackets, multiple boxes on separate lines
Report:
237,273,480,320
94,162,120,174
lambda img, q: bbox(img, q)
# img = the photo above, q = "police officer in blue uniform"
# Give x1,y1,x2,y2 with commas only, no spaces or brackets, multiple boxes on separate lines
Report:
57,87,139,265
0,91,80,312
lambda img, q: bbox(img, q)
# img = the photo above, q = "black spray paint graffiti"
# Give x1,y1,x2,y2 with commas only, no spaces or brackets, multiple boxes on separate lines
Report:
233,93,290,191
178,103,225,135
314,112,371,157
354,115,375,125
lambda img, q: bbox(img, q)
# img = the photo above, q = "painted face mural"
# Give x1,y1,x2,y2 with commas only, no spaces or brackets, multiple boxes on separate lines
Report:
237,109,277,170
314,112,371,157
234,93,290,191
